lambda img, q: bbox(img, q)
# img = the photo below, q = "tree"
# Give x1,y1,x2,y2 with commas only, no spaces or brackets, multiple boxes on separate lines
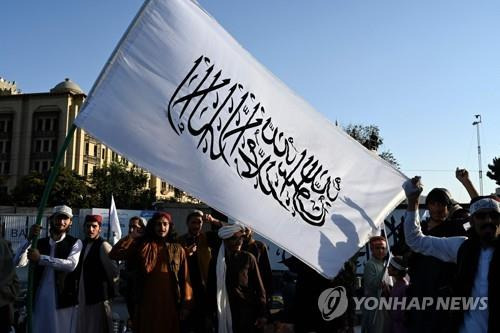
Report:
0,176,13,205
379,150,401,169
50,167,94,207
486,156,500,186
89,161,157,209
10,172,43,206
344,124,383,151
344,123,400,169
10,167,92,207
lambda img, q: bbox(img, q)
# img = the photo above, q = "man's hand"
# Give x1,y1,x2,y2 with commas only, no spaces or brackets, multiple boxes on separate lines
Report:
404,176,423,211
130,228,144,239
203,213,214,223
203,214,223,227
455,167,479,199
455,168,470,184
28,224,41,240
28,248,41,263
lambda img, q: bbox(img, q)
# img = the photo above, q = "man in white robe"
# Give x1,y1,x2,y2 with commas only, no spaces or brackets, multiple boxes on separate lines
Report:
15,205,82,333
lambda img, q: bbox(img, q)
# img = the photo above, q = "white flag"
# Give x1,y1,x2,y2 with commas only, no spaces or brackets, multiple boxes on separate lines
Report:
109,195,121,245
75,0,407,278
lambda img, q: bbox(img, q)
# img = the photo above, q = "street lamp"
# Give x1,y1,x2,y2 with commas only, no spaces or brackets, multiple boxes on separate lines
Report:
472,114,483,195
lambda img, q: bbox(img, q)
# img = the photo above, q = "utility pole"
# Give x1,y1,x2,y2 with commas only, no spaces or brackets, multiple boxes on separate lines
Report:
472,114,483,195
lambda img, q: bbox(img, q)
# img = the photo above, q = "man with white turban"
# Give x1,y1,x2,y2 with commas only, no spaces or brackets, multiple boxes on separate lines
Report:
209,224,268,333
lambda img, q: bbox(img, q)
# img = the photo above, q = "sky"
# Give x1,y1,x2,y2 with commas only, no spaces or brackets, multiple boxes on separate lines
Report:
1,0,499,203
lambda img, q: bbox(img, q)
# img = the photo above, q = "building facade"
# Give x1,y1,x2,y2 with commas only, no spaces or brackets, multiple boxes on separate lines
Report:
0,78,180,200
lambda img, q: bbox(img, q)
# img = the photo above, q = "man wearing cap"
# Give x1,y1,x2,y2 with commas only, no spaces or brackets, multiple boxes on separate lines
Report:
404,177,500,333
76,214,118,333
177,210,223,332
406,187,467,332
208,224,267,333
14,205,82,333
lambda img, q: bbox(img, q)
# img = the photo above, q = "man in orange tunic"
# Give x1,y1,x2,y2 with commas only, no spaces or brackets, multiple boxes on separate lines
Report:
109,212,192,333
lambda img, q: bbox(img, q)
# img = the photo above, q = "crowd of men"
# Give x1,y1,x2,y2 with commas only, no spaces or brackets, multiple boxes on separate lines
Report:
0,207,274,333
0,167,498,333
362,169,500,333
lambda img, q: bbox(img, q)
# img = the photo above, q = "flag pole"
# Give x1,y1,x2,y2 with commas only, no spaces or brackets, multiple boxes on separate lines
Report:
27,123,77,333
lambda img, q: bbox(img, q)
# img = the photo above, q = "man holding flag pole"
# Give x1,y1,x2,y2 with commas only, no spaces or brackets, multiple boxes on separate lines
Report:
15,205,81,333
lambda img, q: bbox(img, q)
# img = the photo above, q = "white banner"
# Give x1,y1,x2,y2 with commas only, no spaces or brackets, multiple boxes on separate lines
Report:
75,0,407,278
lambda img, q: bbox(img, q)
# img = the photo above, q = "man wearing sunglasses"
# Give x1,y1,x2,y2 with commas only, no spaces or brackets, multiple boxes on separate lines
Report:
404,177,500,333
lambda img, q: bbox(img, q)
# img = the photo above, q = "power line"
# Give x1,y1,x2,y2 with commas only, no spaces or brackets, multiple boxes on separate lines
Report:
401,169,480,173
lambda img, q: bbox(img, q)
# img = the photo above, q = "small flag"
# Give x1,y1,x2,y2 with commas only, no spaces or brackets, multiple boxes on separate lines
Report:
109,195,121,245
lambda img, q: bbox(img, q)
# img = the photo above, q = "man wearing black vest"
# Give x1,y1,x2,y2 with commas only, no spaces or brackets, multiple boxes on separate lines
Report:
15,205,82,333
76,214,118,333
404,177,500,333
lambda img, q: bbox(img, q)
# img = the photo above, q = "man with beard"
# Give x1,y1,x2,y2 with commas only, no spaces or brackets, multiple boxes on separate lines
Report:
109,212,192,333
208,224,268,333
15,205,82,333
76,214,118,333
177,210,222,332
117,216,146,330
404,177,500,333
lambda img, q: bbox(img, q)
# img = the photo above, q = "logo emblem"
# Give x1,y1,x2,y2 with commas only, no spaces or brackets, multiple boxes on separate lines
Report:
318,286,348,321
